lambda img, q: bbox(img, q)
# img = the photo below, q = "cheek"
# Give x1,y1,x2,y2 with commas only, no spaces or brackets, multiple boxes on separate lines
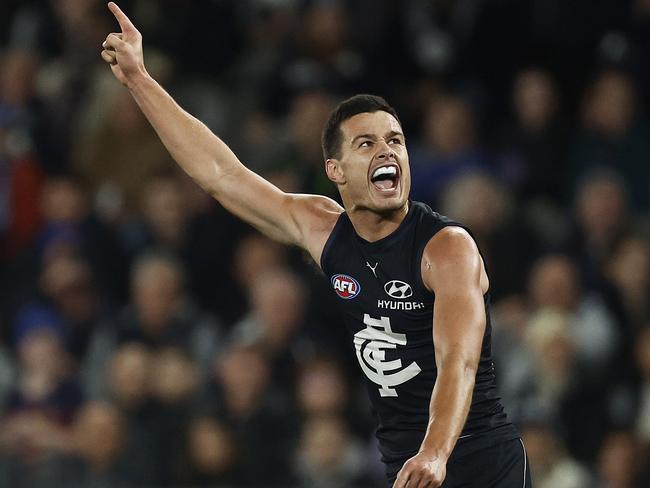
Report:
343,163,369,188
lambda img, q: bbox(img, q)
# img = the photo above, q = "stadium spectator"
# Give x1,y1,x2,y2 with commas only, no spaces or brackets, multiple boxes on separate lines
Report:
83,250,221,385
594,430,646,488
528,254,619,376
293,414,374,488
497,67,569,204
521,421,592,488
440,171,538,300
1,1,649,485
39,252,103,362
177,415,242,487
409,94,490,206
68,401,128,487
0,305,82,487
207,344,296,485
230,267,312,390
72,89,173,217
570,69,650,211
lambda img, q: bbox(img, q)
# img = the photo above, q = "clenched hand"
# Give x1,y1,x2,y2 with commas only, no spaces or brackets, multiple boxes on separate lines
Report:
101,2,146,86
393,451,447,488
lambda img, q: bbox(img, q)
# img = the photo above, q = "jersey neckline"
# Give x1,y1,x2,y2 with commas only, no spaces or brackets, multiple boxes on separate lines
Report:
347,200,417,250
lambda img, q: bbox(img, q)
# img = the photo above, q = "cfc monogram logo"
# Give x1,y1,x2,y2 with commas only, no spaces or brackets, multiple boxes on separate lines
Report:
353,314,421,397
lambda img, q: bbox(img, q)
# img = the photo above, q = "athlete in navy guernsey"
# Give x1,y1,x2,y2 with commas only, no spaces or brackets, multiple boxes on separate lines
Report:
102,5,530,486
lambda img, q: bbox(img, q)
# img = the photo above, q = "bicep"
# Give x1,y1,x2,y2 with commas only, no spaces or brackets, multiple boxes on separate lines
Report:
214,164,342,248
423,228,486,369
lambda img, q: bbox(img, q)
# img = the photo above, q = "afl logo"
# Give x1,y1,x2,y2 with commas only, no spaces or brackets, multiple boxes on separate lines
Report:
384,280,413,299
332,274,361,299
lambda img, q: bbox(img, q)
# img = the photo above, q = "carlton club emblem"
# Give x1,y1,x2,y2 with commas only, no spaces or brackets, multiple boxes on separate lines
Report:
384,280,413,299
331,274,361,299
353,314,421,397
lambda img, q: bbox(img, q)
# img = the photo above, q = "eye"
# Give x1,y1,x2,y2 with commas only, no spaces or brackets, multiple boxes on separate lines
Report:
388,137,402,145
359,140,373,148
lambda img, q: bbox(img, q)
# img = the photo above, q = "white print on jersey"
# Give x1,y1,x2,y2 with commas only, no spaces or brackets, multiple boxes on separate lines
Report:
384,280,413,299
366,261,378,277
377,299,425,310
354,314,421,397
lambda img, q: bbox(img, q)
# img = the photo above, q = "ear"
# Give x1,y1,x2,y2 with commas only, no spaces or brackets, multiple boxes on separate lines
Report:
325,158,346,184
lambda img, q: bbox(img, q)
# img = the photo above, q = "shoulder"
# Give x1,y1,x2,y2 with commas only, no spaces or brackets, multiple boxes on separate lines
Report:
290,194,343,233
288,194,344,264
421,226,485,293
424,226,479,263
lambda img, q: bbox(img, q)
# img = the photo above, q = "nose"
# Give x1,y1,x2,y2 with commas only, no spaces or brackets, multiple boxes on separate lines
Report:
376,139,396,160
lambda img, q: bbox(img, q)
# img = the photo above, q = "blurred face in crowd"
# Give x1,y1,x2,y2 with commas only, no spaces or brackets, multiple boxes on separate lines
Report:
40,177,87,223
301,4,347,58
131,257,183,334
40,254,97,323
423,96,476,156
74,402,125,471
521,425,561,475
528,255,579,311
296,358,347,415
526,310,575,377
142,176,188,247
0,48,38,106
107,90,148,134
328,110,410,214
150,347,199,405
513,69,558,131
108,343,152,411
583,70,637,137
232,234,285,290
19,328,65,377
576,175,626,244
289,91,335,163
597,431,640,487
187,416,236,476
300,415,350,474
607,236,650,297
216,346,270,414
250,269,305,345
441,172,510,237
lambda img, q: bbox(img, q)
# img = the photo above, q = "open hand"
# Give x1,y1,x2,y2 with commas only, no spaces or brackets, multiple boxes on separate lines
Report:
101,2,146,86
393,451,447,488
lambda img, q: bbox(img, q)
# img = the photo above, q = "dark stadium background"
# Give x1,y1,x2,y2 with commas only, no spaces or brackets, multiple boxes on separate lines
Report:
0,0,648,487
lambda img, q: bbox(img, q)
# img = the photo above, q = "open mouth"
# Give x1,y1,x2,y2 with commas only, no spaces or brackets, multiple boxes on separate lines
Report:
370,164,400,192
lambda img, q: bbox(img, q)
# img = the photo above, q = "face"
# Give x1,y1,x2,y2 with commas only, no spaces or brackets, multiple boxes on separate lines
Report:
132,260,181,332
326,111,410,214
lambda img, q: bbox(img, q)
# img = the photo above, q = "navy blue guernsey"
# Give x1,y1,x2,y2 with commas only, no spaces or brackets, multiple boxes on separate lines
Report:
320,201,519,478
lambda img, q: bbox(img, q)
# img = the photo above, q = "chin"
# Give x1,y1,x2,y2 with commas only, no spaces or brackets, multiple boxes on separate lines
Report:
372,195,408,214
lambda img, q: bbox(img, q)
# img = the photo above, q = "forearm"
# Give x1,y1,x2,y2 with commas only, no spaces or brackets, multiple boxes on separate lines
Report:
101,3,316,246
126,72,240,194
419,357,476,461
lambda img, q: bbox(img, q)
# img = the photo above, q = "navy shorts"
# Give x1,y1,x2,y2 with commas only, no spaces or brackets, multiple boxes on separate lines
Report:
387,438,532,487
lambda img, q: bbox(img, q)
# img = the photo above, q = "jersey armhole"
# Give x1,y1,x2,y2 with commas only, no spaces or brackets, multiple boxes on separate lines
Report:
319,212,347,271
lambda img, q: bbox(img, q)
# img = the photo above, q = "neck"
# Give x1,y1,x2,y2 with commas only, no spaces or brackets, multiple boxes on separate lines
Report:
346,202,409,242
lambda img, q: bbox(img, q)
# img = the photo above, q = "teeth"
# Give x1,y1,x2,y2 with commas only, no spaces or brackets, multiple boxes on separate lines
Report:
372,166,397,179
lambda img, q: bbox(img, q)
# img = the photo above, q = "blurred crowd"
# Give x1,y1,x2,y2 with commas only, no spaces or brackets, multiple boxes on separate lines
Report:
0,0,649,487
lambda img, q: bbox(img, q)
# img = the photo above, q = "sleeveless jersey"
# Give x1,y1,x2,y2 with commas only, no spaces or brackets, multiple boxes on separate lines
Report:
320,201,519,477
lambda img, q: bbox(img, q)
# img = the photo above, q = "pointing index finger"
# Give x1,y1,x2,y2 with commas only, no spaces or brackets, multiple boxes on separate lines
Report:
108,2,136,33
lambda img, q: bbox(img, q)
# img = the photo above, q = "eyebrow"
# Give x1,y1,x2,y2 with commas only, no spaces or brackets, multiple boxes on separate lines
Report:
350,130,405,146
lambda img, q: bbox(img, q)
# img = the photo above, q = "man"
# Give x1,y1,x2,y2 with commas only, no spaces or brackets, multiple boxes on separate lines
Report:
100,3,530,486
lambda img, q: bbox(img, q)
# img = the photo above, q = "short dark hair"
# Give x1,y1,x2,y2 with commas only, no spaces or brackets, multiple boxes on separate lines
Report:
321,94,400,160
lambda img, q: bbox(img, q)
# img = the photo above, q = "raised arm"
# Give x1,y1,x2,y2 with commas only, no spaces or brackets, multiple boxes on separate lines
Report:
393,226,487,488
100,2,342,255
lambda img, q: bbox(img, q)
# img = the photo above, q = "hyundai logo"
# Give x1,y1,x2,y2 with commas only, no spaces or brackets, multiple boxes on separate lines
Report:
384,280,413,299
